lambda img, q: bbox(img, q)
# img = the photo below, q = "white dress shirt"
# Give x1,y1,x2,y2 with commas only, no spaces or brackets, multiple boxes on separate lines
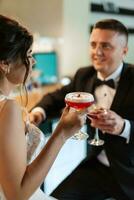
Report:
95,63,131,166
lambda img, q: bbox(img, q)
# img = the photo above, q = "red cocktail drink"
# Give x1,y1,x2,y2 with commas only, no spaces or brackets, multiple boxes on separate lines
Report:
65,101,93,110
65,92,94,110
64,92,94,140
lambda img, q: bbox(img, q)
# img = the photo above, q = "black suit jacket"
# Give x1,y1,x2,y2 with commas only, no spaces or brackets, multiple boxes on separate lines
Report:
36,63,134,199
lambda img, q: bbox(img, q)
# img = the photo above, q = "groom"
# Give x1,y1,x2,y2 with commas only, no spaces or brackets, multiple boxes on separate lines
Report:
30,19,134,200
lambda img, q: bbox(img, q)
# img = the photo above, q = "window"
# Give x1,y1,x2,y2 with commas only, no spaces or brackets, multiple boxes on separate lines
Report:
33,51,58,84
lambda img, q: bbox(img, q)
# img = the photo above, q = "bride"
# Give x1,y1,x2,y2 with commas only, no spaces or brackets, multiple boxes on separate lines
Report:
0,15,84,200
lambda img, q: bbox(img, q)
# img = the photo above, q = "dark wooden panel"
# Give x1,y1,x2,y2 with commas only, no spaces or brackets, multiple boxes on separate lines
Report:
90,3,134,16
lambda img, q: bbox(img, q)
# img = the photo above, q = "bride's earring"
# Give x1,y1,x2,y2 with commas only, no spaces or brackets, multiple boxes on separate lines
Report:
0,61,10,75
6,67,10,74
7,67,10,74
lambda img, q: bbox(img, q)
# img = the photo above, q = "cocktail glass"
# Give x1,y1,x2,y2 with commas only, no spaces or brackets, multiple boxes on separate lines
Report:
88,105,106,146
65,92,94,140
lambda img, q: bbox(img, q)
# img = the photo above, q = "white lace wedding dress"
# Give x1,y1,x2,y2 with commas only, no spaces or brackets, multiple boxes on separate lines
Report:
0,94,57,200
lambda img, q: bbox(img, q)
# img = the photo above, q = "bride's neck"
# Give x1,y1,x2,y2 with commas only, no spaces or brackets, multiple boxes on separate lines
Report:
0,78,15,96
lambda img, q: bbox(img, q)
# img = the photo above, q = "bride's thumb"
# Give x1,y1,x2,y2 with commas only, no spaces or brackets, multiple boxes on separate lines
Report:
62,105,70,115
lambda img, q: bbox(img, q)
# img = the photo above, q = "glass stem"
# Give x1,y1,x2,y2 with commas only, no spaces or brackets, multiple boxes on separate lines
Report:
94,128,99,140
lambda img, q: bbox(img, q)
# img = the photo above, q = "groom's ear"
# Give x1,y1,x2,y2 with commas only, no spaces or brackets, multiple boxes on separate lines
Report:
123,46,128,56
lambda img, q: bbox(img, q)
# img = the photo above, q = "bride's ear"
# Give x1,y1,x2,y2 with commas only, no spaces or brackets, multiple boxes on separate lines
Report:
0,60,10,75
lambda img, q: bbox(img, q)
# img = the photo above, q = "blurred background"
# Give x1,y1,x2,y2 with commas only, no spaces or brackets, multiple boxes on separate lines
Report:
1,0,134,83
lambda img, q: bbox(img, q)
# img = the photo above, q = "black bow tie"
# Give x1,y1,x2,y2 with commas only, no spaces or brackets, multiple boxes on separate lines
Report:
95,78,115,89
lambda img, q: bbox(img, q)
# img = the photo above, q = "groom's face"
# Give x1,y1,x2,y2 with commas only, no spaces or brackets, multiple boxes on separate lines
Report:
89,28,128,78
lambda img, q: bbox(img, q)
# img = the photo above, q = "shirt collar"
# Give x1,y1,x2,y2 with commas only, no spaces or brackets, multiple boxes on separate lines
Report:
97,62,123,83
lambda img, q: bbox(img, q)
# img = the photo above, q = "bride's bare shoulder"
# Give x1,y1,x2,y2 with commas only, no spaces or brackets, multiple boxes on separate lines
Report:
0,99,22,122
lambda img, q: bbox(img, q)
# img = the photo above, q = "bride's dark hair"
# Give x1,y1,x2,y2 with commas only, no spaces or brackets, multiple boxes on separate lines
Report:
0,15,33,83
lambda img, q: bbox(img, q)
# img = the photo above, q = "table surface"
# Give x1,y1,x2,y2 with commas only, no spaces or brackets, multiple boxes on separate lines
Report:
16,83,62,111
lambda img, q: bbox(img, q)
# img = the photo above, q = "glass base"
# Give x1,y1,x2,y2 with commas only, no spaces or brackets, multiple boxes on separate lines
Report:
71,131,89,140
88,138,104,146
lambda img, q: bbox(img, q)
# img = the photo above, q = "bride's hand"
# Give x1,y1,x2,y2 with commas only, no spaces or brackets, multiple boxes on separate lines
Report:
57,106,85,140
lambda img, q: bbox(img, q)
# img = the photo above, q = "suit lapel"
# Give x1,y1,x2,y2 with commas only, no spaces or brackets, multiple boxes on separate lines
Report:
83,64,131,112
111,64,131,112
84,72,97,93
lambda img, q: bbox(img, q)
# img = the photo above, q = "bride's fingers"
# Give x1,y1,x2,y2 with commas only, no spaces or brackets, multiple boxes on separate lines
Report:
61,106,70,116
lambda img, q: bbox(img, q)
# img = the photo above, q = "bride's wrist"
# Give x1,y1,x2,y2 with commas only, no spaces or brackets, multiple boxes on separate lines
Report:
53,122,68,144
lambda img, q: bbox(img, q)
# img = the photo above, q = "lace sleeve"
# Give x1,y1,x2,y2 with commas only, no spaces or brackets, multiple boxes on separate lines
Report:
26,122,46,164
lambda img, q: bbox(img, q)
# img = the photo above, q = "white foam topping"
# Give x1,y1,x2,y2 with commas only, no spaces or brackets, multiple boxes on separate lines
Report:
65,92,94,103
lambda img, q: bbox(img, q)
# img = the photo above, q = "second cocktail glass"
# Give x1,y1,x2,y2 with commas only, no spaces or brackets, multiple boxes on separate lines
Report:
65,92,94,140
88,105,105,146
